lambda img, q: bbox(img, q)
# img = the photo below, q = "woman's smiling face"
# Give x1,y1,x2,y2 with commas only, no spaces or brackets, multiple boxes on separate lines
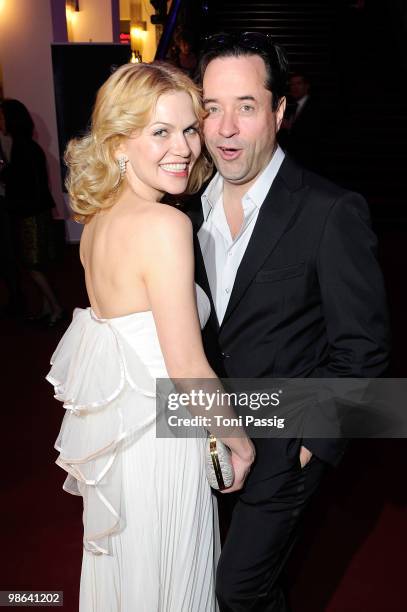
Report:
120,90,202,201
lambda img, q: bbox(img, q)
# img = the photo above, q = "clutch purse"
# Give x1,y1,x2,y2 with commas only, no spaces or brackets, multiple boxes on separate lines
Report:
205,434,234,490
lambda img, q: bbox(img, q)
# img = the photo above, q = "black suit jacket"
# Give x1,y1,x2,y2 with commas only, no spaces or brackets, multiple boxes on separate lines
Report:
187,156,390,477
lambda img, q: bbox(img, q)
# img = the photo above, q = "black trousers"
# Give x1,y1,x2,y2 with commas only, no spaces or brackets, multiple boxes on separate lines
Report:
216,455,326,611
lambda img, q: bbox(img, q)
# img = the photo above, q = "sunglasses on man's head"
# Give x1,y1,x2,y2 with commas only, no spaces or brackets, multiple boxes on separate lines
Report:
201,31,275,53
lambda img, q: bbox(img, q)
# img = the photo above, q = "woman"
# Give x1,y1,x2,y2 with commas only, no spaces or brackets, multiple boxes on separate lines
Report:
1,99,63,325
46,62,254,611
0,104,24,315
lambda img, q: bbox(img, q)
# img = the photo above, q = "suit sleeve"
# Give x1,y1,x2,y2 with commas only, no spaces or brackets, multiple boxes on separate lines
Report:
303,191,391,464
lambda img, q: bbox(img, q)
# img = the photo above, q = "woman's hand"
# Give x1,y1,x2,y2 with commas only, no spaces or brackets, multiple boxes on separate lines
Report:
222,440,256,494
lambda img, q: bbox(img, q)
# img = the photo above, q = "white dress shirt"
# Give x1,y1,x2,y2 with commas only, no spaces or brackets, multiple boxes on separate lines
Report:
293,94,309,121
198,146,285,324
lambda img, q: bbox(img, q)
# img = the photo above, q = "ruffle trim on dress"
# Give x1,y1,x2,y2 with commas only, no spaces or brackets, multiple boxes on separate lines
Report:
46,308,155,412
46,308,157,555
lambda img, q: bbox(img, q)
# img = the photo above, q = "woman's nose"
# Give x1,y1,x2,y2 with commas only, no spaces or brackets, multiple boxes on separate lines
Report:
173,133,191,157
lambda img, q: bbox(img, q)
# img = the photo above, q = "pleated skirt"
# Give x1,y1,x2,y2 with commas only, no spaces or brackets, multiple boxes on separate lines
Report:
80,430,219,612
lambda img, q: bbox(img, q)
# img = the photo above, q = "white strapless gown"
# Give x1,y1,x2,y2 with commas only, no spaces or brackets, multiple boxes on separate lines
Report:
47,285,219,612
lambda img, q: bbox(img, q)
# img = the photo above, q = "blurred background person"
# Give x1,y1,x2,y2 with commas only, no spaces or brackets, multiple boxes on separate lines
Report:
170,30,198,77
0,102,24,316
279,72,323,171
1,99,64,326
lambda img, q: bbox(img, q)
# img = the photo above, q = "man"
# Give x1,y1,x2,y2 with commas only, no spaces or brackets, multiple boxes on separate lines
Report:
279,72,322,170
187,32,390,611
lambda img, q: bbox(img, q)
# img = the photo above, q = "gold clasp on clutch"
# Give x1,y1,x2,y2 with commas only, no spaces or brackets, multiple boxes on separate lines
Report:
209,435,226,491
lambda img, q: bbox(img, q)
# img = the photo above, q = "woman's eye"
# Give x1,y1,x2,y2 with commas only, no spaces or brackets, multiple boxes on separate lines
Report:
153,129,167,137
184,126,199,135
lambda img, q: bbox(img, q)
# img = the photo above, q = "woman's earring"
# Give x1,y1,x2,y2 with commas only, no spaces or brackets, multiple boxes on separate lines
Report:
117,155,129,179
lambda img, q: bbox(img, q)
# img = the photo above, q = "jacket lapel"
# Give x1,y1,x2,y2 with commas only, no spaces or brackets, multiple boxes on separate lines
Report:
186,193,204,233
221,158,306,328
186,197,220,332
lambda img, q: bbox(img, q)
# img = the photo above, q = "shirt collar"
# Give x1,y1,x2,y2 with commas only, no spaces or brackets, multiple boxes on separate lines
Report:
296,95,309,112
244,146,285,209
201,145,285,218
201,172,223,221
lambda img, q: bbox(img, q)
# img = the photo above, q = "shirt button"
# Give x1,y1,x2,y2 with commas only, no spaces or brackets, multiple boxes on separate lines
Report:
225,288,230,294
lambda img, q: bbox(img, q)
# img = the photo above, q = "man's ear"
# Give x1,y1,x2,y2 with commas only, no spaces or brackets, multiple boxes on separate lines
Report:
275,96,286,132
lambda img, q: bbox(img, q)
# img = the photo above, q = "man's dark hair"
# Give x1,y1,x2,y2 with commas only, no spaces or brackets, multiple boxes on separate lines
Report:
197,32,289,111
290,71,311,85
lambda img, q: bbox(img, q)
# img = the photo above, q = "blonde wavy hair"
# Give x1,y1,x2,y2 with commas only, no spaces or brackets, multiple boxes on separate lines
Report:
65,61,212,223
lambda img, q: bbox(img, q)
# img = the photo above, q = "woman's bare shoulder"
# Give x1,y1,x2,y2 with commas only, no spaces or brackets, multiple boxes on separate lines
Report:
111,200,191,233
143,202,191,226
135,202,193,245
84,201,193,263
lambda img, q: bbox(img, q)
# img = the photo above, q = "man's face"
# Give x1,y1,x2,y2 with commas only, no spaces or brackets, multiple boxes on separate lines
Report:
289,75,309,101
203,55,285,187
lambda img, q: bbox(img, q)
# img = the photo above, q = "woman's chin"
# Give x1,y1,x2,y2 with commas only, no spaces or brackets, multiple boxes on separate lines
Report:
164,184,189,195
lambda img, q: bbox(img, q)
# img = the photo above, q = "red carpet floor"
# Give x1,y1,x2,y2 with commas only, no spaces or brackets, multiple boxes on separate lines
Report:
1,231,406,612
